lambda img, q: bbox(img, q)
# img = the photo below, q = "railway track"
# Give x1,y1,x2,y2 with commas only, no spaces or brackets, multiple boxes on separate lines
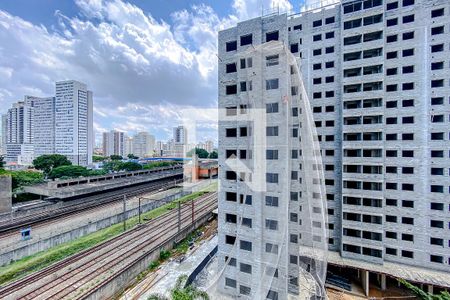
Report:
0,192,217,300
0,173,183,235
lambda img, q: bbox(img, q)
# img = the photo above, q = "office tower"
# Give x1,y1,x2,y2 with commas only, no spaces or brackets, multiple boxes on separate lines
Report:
132,132,155,158
102,130,125,157
5,101,34,165
24,96,56,157
124,135,133,156
218,0,450,297
55,80,93,166
173,126,187,144
0,114,6,155
173,126,187,157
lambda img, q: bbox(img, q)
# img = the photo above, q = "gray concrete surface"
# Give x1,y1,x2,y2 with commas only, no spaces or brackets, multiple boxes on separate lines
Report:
0,175,12,214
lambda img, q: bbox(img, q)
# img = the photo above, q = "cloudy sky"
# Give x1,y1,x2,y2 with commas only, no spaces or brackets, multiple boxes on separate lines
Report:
0,0,304,144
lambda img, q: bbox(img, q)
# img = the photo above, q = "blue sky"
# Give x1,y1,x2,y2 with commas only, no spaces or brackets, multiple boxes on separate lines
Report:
0,0,299,144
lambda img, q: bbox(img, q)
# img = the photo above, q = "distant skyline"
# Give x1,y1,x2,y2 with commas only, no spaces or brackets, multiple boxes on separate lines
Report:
0,0,306,143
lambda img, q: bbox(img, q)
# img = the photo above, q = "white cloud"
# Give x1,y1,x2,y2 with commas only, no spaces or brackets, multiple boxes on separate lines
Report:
0,0,294,142
232,0,294,20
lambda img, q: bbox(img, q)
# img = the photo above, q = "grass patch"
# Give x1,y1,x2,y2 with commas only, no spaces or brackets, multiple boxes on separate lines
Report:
0,190,213,285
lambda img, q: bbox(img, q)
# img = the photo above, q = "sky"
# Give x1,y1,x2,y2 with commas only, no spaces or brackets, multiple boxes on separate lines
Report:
0,0,304,144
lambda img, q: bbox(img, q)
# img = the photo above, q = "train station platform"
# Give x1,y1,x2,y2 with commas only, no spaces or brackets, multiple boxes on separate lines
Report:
24,166,183,199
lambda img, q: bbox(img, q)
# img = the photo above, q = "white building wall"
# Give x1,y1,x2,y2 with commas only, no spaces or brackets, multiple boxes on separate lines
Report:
132,132,155,158
55,80,93,166
218,0,450,297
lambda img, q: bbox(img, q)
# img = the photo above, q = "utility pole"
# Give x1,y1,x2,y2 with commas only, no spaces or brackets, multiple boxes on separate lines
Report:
138,197,142,224
123,195,126,231
191,197,194,224
177,201,181,233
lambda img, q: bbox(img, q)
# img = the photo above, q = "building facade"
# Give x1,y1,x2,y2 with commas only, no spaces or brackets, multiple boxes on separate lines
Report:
4,81,94,167
24,96,56,157
173,125,187,144
55,80,93,166
4,101,34,165
102,130,125,157
132,132,155,158
218,0,450,298
173,126,188,157
0,114,6,155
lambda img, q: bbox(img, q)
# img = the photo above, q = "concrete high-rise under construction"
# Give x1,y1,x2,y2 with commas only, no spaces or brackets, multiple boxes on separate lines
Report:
217,0,450,298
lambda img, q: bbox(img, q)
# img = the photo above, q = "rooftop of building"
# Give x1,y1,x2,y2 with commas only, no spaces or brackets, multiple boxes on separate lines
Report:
24,165,183,199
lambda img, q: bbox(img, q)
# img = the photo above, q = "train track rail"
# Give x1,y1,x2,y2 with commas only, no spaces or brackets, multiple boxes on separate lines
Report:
0,173,183,235
0,192,217,300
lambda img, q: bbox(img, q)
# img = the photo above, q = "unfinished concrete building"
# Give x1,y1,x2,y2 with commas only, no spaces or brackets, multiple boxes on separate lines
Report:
217,0,450,298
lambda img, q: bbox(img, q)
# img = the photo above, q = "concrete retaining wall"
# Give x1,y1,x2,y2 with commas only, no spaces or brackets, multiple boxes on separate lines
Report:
0,201,61,222
0,175,12,214
85,212,215,300
0,191,190,266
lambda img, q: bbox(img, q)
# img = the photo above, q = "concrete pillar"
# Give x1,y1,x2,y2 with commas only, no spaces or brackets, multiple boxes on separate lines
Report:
0,175,12,214
361,270,369,296
427,285,433,294
380,274,387,291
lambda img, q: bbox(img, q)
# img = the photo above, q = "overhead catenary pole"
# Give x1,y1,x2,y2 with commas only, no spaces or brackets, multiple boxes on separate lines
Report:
191,197,194,224
123,195,126,231
177,201,181,233
138,197,142,224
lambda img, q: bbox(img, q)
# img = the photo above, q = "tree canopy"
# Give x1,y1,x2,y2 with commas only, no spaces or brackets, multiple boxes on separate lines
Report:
0,155,4,169
110,155,123,161
102,161,142,172
32,154,72,175
48,165,89,179
187,148,209,159
48,165,107,179
127,154,139,159
93,155,108,162
0,169,44,191
120,162,142,171
208,151,218,159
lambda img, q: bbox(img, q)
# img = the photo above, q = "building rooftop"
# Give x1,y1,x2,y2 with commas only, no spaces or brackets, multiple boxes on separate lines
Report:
24,166,183,199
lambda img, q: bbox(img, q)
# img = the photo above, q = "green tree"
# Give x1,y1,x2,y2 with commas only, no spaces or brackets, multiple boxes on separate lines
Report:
120,162,142,171
208,151,218,159
147,275,209,300
110,155,123,160
93,155,107,162
102,161,123,172
143,161,177,170
87,169,107,176
171,275,209,300
187,148,209,159
48,165,89,179
127,154,139,159
0,155,4,169
32,154,72,176
5,170,44,191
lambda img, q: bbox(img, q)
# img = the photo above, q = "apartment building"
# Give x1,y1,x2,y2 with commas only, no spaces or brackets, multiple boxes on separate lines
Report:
4,101,34,165
132,132,155,158
218,0,450,298
24,96,56,157
4,81,94,167
0,114,6,155
55,80,93,166
173,126,188,157
102,130,125,157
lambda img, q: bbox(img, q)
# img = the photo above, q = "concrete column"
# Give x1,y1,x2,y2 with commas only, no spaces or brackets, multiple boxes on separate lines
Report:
427,285,433,294
0,175,12,214
380,274,387,291
361,270,369,296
